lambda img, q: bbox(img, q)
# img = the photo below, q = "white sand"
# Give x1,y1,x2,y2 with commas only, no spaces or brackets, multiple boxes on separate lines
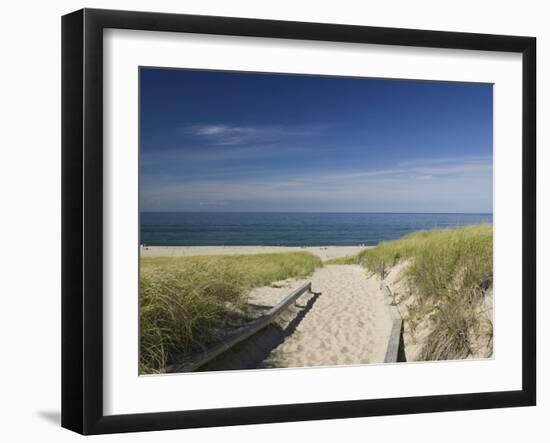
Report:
141,245,369,261
248,265,394,368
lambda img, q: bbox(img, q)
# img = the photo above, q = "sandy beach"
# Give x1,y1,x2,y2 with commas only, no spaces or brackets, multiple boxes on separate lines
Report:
145,245,394,370
141,245,370,261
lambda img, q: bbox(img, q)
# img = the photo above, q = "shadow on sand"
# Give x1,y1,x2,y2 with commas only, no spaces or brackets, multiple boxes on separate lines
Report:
200,291,322,371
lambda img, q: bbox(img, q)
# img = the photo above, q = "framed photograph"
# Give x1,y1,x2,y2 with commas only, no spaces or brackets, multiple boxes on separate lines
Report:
61,8,536,435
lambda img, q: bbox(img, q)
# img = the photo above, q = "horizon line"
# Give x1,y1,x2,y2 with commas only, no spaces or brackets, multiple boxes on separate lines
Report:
140,210,493,215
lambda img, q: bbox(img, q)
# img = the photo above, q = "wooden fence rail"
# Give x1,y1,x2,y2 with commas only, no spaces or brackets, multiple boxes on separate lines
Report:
166,281,313,373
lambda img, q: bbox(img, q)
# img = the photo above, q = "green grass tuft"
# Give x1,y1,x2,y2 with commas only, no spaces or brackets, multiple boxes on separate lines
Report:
140,251,322,373
324,255,362,265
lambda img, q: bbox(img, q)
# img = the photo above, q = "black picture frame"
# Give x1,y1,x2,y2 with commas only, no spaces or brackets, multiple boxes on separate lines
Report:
61,8,536,435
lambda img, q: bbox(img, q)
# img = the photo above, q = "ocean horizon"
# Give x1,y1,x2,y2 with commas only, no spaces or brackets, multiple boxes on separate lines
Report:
140,212,493,247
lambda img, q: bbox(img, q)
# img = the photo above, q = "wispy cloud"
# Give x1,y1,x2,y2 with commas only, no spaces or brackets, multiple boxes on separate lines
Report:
140,156,493,213
397,156,491,167
184,124,319,145
295,157,492,184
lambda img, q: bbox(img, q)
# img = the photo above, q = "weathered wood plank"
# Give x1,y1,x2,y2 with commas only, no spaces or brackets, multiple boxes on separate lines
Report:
381,280,403,363
166,281,312,373
384,316,403,363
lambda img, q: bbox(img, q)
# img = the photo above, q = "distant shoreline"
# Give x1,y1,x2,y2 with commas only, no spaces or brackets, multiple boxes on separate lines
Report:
140,245,370,261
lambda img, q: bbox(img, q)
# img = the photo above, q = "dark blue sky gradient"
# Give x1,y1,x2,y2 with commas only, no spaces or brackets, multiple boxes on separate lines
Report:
140,68,493,213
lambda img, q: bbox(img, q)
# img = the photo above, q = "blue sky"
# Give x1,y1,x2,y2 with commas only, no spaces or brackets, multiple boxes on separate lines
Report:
140,68,493,213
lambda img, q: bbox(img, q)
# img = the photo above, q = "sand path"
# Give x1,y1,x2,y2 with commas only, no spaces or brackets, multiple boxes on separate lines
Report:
258,265,394,368
203,264,394,371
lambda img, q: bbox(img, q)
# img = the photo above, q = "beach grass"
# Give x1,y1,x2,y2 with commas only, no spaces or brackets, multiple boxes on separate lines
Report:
324,255,361,265
140,251,322,373
358,224,493,360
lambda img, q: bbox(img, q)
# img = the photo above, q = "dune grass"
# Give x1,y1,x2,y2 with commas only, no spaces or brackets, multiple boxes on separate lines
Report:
140,251,322,374
359,224,493,360
324,255,362,265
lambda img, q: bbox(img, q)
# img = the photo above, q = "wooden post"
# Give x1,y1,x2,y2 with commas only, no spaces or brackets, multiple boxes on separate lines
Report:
381,280,403,363
384,317,403,363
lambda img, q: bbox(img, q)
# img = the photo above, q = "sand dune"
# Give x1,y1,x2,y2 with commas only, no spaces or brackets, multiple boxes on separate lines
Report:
141,245,368,261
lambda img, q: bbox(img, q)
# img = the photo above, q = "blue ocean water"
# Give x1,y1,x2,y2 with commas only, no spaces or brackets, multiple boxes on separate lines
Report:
140,212,493,247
